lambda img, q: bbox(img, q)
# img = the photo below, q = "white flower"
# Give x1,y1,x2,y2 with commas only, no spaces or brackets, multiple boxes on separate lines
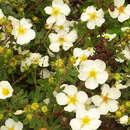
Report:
56,84,88,112
122,46,130,60
49,30,77,52
102,33,116,41
43,98,50,104
9,17,35,45
40,69,51,79
53,20,76,33
115,57,124,63
115,81,128,89
0,81,13,99
70,108,101,130
0,9,4,19
109,0,130,22
121,27,130,32
20,53,49,72
44,0,71,25
73,47,95,66
120,115,128,125
0,118,23,130
78,59,108,89
92,84,121,115
81,6,105,29
14,110,25,115
53,90,58,97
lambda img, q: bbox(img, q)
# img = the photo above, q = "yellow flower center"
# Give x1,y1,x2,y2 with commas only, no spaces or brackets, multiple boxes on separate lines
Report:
80,55,88,62
117,6,124,14
9,127,14,130
89,69,97,79
67,95,77,105
81,116,91,127
84,103,89,110
102,94,112,103
87,47,92,50
10,58,17,67
58,37,65,45
58,25,64,30
56,59,64,67
105,35,110,39
32,58,40,64
52,8,60,16
2,88,10,96
18,26,26,35
89,12,97,20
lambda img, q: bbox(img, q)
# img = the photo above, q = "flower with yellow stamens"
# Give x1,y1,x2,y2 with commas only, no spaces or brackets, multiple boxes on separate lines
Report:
0,81,13,99
78,59,108,89
0,118,23,130
56,84,88,112
70,108,101,130
81,6,105,29
109,0,130,22
92,84,121,115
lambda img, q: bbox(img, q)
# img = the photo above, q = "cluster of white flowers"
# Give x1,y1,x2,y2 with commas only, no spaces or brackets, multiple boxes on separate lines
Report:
44,0,70,25
45,0,78,52
21,52,49,72
49,30,77,52
109,0,130,22
0,0,129,129
0,9,36,45
81,0,130,29
92,84,121,115
56,84,102,130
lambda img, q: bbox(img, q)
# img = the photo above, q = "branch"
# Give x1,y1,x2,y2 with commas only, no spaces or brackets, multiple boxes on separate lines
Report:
27,0,43,11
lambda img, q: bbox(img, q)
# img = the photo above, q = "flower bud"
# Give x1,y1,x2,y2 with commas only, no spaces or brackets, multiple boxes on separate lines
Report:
26,114,33,120
31,103,39,111
41,106,48,113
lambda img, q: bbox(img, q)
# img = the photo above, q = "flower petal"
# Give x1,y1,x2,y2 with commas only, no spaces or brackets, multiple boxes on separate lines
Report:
85,78,98,90
56,93,68,105
70,118,82,130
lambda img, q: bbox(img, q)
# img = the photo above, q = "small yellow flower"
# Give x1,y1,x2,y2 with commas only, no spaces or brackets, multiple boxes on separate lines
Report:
0,17,6,25
0,114,3,120
6,49,12,55
126,29,130,33
125,101,130,107
0,46,4,54
116,111,122,117
32,16,39,23
26,114,33,120
48,77,54,84
55,59,64,67
59,68,65,74
9,57,17,67
115,73,120,81
18,8,24,12
24,106,31,112
121,41,126,46
41,106,48,113
31,103,39,111
69,56,76,64
120,105,126,112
